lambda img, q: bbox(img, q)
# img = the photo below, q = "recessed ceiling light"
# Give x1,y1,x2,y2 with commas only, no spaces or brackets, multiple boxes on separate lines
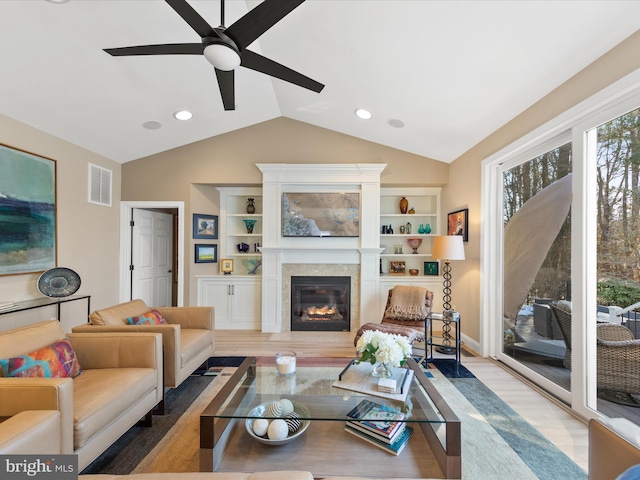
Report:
388,119,405,128
355,108,372,120
143,121,162,130
173,110,193,121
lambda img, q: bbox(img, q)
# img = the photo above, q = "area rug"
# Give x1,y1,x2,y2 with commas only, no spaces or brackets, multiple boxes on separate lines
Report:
82,357,586,479
425,366,586,480
423,358,475,379
192,356,247,376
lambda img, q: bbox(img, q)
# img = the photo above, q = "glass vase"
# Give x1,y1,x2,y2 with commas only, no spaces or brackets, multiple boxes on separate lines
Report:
371,362,393,378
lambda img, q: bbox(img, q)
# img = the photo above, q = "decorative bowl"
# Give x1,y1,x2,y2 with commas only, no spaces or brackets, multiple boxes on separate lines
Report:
245,400,311,446
409,269,419,276
407,237,422,254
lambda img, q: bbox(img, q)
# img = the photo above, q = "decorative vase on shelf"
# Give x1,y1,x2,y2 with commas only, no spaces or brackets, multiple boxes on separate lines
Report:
406,222,412,234
372,362,393,378
246,198,256,214
243,219,257,234
407,237,422,254
418,224,425,234
399,196,409,214
424,223,432,234
408,207,415,214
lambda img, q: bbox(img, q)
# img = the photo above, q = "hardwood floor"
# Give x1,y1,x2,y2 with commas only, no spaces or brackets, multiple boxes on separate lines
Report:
214,330,589,472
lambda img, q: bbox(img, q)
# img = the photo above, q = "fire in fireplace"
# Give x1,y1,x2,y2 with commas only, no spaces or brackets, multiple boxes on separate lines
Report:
291,276,350,331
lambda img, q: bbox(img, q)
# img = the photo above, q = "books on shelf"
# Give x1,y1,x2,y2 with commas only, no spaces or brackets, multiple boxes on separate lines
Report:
345,423,414,455
346,399,406,440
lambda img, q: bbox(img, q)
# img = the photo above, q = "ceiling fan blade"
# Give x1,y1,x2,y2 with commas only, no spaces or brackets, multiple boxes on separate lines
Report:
104,43,203,56
240,50,324,93
165,0,216,38
225,0,306,51
215,69,236,111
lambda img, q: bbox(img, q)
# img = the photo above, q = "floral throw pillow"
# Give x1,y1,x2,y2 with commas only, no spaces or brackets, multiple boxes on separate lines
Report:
0,338,82,378
126,309,167,326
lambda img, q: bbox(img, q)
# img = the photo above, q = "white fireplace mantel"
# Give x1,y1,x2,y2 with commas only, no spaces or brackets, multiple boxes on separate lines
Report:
257,163,387,333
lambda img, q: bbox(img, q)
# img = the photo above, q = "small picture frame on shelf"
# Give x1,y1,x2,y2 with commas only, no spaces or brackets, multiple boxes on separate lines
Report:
193,214,218,239
221,258,234,275
424,261,439,276
389,261,406,276
194,244,217,263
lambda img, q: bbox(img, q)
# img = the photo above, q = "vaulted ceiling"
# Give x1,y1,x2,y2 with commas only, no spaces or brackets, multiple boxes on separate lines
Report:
1,1,640,163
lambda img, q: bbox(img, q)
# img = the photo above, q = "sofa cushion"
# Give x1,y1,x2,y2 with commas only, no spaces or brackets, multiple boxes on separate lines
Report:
90,299,150,326
179,329,213,368
0,338,82,378
72,367,157,449
126,310,167,326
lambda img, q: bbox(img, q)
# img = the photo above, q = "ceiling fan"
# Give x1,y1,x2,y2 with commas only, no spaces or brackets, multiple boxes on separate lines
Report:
104,0,324,111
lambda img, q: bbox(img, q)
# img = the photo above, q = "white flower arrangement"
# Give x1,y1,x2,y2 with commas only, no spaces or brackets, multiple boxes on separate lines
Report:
355,330,412,368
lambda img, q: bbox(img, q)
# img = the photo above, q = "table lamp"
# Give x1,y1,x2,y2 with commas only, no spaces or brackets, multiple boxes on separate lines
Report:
431,235,465,354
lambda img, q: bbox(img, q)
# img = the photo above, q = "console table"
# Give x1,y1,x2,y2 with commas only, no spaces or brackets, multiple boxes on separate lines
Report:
0,295,91,321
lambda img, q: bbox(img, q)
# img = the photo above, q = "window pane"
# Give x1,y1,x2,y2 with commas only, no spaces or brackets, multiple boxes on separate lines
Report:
595,107,640,414
502,143,572,391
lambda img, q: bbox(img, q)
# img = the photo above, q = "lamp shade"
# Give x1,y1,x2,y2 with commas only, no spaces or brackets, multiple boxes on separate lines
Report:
431,235,465,261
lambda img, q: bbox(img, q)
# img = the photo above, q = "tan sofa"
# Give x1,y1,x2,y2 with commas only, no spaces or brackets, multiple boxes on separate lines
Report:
0,320,163,471
79,473,314,480
589,417,640,479
73,299,214,389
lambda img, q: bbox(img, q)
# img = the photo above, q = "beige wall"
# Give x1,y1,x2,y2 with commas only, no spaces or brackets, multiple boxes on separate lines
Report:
444,29,640,347
0,113,121,332
122,117,449,305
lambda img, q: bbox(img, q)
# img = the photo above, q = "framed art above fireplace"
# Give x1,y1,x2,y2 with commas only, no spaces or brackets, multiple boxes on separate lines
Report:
282,192,359,237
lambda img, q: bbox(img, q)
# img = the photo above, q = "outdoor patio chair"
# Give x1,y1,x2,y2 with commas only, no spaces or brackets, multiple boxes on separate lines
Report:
549,304,572,369
597,323,640,405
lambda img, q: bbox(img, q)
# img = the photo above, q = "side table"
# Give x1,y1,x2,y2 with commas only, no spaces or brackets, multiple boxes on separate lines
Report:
426,311,461,369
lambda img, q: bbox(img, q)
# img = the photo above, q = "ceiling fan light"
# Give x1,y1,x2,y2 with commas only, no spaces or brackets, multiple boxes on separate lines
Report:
203,43,241,71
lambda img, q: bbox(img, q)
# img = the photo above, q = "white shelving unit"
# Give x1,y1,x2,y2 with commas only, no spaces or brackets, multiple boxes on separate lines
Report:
379,187,441,277
217,187,263,276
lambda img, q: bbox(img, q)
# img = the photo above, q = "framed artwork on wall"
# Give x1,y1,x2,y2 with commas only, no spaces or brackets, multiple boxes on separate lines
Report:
424,261,439,276
447,208,469,242
282,192,360,237
193,214,218,239
0,143,56,276
194,244,217,263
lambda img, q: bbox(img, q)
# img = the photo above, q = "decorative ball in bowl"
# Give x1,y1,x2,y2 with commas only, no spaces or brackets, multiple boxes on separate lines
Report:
245,399,311,446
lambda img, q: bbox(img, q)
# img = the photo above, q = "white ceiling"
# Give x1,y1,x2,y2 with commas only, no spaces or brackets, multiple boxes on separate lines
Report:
1,1,640,164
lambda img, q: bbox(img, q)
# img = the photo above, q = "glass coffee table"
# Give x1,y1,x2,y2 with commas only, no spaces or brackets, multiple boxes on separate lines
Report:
200,357,461,479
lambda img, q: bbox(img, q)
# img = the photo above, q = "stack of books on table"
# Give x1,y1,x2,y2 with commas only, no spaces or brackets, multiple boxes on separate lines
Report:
344,399,413,455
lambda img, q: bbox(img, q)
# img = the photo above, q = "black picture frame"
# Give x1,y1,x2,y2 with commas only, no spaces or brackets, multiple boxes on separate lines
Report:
424,261,439,276
193,214,218,239
194,244,217,263
447,208,469,242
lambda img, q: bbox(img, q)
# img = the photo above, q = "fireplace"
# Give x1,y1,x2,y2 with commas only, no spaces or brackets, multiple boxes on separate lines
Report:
291,276,350,331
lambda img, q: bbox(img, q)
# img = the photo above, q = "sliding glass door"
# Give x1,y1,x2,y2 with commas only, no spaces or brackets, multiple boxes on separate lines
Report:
501,143,573,396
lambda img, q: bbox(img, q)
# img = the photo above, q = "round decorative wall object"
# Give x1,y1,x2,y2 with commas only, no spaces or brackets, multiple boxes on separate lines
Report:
37,267,81,297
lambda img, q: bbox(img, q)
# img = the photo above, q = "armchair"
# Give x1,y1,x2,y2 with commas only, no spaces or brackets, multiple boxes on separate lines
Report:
597,323,640,402
0,409,62,454
354,286,433,351
72,299,214,389
549,304,572,369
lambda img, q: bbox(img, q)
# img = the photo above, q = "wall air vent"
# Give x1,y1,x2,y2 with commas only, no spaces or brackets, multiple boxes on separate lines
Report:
88,163,112,207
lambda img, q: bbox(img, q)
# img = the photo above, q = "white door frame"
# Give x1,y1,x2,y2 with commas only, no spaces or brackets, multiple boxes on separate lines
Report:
120,201,185,306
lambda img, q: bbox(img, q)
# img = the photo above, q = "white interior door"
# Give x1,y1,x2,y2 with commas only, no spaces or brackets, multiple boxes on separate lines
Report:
131,209,173,307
